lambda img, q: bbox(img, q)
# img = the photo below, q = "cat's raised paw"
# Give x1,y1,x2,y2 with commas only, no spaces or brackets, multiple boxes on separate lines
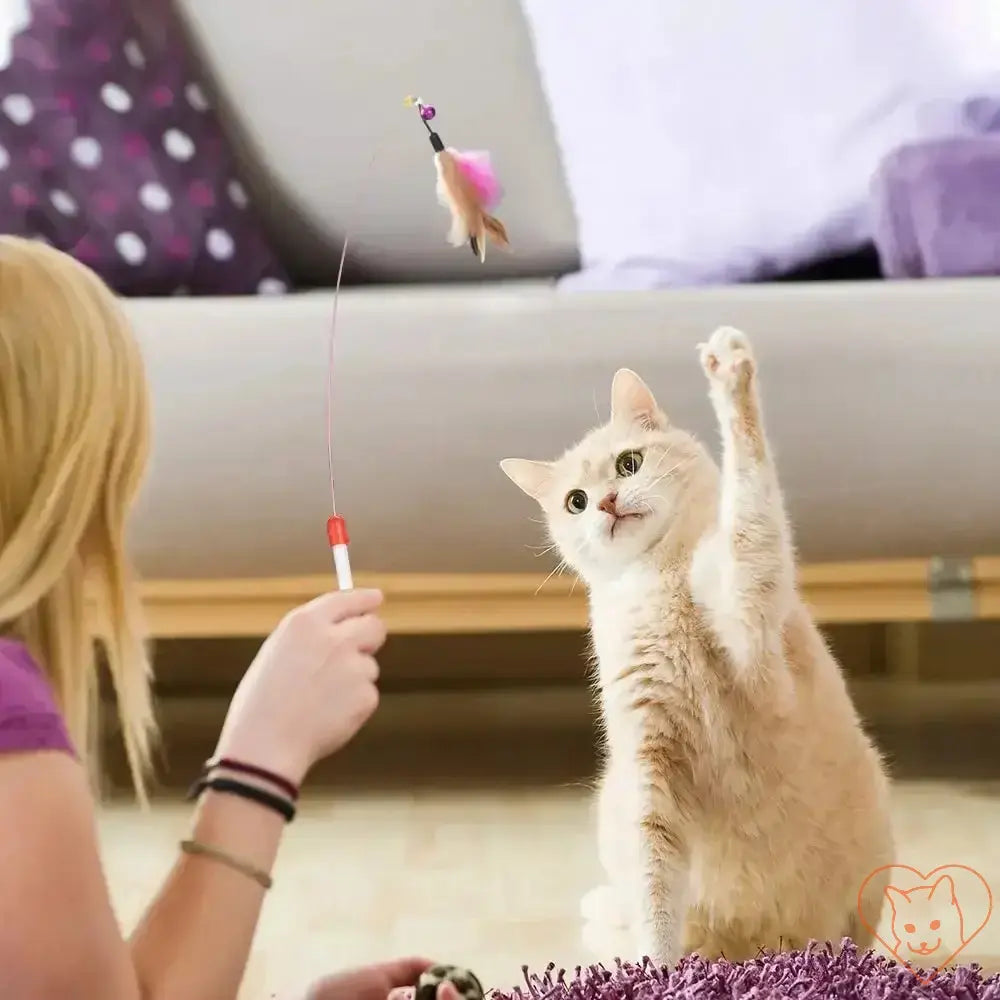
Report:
580,884,628,927
698,326,755,388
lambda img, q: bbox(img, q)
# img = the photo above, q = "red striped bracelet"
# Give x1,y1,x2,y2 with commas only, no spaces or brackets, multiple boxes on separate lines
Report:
203,757,300,801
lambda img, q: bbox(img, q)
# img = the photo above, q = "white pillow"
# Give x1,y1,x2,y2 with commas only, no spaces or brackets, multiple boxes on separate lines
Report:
519,0,1000,289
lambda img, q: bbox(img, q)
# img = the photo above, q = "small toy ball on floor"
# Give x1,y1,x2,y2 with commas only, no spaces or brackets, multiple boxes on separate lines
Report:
415,964,485,1000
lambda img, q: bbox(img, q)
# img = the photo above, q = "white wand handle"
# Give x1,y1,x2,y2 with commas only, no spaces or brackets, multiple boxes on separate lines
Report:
326,515,353,591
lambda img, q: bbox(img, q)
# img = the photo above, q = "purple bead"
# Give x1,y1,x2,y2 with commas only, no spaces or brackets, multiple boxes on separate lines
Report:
419,104,436,121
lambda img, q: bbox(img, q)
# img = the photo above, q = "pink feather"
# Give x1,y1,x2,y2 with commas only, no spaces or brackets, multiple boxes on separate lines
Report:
450,149,503,210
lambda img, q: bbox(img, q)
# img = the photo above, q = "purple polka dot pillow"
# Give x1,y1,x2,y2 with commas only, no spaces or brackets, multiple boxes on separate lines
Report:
0,0,291,296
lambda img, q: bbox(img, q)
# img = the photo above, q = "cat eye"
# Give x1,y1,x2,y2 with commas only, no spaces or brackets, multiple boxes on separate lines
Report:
565,489,588,514
904,923,916,933
615,450,643,477
930,920,941,930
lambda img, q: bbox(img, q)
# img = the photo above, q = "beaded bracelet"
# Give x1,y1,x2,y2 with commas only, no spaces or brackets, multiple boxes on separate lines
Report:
188,775,296,823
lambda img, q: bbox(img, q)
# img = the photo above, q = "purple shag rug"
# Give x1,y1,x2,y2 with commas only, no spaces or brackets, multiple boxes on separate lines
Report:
492,941,1000,1000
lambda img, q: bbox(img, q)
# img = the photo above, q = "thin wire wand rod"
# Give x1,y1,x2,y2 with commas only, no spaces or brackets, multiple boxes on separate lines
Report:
326,234,350,515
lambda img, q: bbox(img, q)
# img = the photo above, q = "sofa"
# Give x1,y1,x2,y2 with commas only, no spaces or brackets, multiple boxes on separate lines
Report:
102,0,1000,639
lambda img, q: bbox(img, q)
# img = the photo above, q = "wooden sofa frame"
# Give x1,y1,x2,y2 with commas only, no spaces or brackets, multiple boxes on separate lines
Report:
125,557,1000,638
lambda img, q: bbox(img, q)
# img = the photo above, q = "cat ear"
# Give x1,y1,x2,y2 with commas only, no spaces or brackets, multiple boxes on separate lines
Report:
500,458,554,500
611,369,667,430
885,886,907,910
928,875,956,903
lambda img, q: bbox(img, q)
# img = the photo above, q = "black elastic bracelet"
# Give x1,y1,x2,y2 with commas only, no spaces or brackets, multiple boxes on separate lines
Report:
203,757,300,801
188,775,296,823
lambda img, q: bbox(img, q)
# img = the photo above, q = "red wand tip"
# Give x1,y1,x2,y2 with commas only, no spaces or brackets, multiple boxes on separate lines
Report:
327,514,349,547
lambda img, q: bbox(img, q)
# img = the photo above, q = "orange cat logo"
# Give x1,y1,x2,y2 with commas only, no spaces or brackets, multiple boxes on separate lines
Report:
886,875,965,962
857,865,993,984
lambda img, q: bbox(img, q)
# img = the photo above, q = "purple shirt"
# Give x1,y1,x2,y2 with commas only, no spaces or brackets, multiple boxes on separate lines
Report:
0,638,75,756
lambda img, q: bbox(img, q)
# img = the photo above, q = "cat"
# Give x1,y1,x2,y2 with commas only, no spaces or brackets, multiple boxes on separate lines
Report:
886,875,966,967
500,326,894,965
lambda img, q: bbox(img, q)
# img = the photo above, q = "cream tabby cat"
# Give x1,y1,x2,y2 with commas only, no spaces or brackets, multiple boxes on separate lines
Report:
500,327,893,965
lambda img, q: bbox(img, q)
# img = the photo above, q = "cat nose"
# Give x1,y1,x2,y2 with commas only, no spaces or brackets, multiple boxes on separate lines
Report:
598,492,619,516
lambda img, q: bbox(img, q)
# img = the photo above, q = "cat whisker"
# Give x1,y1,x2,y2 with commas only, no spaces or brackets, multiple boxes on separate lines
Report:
530,543,560,558
644,461,685,491
645,451,674,472
534,559,569,596
645,471,674,490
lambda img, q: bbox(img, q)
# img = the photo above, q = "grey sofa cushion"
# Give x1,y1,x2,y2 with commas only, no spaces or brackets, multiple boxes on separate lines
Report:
127,278,1000,579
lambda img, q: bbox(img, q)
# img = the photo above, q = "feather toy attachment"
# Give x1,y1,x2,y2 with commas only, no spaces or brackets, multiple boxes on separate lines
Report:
405,96,509,261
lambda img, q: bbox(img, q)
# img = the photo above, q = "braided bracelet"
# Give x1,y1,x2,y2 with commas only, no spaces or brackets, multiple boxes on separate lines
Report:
180,839,273,889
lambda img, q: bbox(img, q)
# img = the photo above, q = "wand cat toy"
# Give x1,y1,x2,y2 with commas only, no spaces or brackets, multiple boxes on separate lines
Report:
324,96,509,590
405,96,509,261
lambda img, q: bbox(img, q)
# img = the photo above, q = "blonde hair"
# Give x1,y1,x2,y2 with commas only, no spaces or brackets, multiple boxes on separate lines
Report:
0,236,156,798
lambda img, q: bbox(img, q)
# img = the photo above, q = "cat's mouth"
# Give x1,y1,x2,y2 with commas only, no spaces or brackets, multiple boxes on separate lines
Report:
607,511,645,538
907,939,942,956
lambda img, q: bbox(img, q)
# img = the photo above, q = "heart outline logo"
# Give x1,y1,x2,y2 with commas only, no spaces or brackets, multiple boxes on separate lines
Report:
857,864,993,984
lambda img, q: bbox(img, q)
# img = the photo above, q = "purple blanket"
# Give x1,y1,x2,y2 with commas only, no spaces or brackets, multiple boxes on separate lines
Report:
872,135,1000,279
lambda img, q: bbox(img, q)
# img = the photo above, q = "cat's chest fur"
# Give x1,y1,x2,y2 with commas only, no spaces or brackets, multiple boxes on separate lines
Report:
588,560,719,752
590,563,668,680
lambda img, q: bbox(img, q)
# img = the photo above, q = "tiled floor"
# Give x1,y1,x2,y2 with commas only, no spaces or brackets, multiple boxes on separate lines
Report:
99,780,1000,1000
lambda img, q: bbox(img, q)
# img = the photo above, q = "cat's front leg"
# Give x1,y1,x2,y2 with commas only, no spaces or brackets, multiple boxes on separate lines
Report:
690,327,795,677
588,755,689,965
633,806,690,965
630,737,692,966
581,764,649,962
581,763,633,929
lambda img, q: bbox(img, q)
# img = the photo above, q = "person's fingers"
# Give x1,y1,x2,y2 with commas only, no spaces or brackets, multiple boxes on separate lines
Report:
306,588,384,623
356,653,379,683
334,612,387,653
378,956,433,988
387,988,415,1000
437,983,463,1000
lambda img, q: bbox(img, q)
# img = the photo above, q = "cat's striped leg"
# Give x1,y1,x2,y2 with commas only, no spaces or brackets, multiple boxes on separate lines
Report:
634,813,689,965
631,730,694,966
690,326,795,678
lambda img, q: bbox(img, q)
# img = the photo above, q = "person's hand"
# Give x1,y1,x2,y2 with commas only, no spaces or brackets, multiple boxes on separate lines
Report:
213,588,387,785
300,957,456,1000
387,982,464,1000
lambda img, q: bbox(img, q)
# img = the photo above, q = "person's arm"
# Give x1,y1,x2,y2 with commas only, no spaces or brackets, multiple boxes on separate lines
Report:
0,589,384,1000
0,755,290,1000
127,587,386,997
128,781,289,998
0,752,140,1000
